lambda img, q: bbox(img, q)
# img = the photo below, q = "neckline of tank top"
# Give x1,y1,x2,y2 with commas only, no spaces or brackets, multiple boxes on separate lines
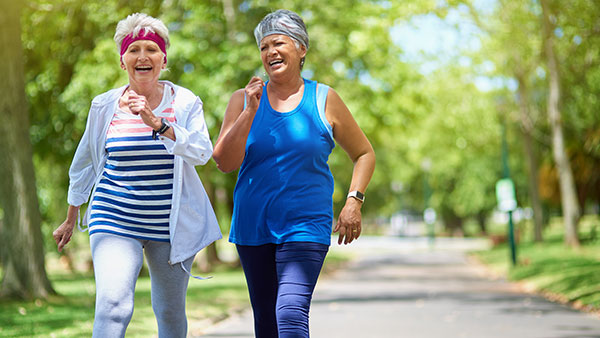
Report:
264,78,310,116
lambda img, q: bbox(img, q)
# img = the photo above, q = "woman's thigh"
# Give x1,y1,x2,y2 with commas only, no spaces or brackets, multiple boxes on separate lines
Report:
90,233,144,301
275,242,329,336
236,244,279,337
90,233,144,337
144,240,192,338
143,240,192,308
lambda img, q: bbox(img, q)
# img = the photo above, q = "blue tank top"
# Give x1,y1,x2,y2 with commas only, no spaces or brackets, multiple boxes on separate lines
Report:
229,79,335,246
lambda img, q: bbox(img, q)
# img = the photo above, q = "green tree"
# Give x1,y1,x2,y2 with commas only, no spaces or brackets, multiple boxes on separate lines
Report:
467,0,546,241
541,0,580,247
466,0,600,245
23,0,599,255
0,0,54,299
23,0,438,239
548,0,600,213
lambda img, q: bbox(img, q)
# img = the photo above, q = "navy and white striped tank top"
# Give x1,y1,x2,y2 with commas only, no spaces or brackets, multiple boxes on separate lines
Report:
88,88,176,242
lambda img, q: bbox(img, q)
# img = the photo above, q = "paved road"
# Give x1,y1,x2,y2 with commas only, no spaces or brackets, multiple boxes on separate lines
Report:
195,237,600,338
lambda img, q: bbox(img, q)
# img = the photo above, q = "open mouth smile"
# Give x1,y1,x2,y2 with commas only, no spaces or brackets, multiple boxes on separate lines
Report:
135,65,153,72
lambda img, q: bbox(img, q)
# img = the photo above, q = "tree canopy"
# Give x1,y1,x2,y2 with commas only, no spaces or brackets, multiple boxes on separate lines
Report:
3,0,599,261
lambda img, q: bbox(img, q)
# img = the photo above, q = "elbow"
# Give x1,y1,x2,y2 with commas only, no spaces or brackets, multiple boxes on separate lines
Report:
354,145,376,165
370,148,376,167
212,141,244,173
214,161,236,174
212,152,235,173
217,164,235,174
369,149,377,171
367,144,376,162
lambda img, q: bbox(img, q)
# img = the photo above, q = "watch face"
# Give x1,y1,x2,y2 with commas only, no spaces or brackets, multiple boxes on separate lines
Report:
348,191,364,202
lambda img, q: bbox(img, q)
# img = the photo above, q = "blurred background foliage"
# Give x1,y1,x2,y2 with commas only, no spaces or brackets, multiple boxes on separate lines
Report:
14,0,600,256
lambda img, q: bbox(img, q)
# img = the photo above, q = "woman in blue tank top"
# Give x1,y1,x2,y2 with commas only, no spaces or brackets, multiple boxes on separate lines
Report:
213,9,376,338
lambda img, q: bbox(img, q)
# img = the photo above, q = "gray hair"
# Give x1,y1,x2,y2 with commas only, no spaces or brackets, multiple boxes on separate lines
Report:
254,9,309,51
113,13,170,51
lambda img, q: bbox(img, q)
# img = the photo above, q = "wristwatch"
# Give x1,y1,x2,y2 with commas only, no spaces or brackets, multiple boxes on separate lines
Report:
152,118,171,140
347,190,365,203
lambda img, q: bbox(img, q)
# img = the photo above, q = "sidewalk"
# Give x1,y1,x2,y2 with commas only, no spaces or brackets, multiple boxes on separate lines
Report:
195,236,600,338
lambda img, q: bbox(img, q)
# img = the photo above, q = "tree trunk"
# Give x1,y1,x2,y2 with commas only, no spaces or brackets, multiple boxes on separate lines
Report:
540,0,580,247
441,207,464,237
515,73,544,242
476,211,487,236
0,1,55,299
221,0,237,42
196,167,222,272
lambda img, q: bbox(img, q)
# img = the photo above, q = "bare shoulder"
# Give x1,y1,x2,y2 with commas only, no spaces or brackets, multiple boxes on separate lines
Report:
324,86,352,123
324,85,340,99
230,88,245,103
225,88,246,113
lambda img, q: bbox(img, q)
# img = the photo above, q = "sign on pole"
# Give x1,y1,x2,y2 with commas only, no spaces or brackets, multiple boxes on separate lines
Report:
495,178,517,212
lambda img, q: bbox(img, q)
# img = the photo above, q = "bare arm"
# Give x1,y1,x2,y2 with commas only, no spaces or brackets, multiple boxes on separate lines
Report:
213,77,264,173
53,205,80,252
326,88,376,245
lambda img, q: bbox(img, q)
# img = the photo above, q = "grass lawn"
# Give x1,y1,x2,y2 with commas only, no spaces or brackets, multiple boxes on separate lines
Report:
0,265,248,337
0,247,350,337
472,215,600,312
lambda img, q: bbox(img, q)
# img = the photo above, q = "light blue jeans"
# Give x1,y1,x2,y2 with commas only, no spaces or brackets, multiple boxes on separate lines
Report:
90,232,193,338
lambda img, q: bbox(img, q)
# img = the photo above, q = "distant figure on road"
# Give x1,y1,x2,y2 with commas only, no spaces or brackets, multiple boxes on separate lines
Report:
213,9,376,338
52,13,221,337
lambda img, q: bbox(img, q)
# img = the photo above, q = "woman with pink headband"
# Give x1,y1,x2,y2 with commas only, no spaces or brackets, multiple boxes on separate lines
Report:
52,13,221,337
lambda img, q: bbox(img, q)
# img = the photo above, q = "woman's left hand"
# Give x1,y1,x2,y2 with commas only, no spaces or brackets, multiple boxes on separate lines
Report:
128,90,161,130
334,198,363,245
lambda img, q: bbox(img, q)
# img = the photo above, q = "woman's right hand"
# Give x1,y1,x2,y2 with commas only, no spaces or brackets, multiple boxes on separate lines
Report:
244,76,265,114
53,220,75,252
53,205,80,252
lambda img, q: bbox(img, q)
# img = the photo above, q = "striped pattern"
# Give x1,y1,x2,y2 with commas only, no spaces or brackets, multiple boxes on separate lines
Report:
89,90,176,242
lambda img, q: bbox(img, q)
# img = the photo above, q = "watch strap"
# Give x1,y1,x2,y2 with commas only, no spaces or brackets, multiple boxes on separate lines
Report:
347,190,364,203
153,118,171,140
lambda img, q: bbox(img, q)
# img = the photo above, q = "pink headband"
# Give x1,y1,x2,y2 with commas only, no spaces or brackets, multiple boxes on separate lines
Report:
120,29,167,64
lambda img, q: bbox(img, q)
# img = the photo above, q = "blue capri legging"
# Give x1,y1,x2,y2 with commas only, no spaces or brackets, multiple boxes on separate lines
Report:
236,242,329,338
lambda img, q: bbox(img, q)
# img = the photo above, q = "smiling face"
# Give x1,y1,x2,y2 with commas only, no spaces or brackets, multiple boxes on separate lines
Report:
260,34,306,79
121,40,165,85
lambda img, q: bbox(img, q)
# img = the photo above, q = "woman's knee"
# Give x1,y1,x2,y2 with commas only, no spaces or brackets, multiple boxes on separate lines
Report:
151,288,188,333
277,303,309,337
153,302,185,322
95,292,134,326
277,294,310,331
